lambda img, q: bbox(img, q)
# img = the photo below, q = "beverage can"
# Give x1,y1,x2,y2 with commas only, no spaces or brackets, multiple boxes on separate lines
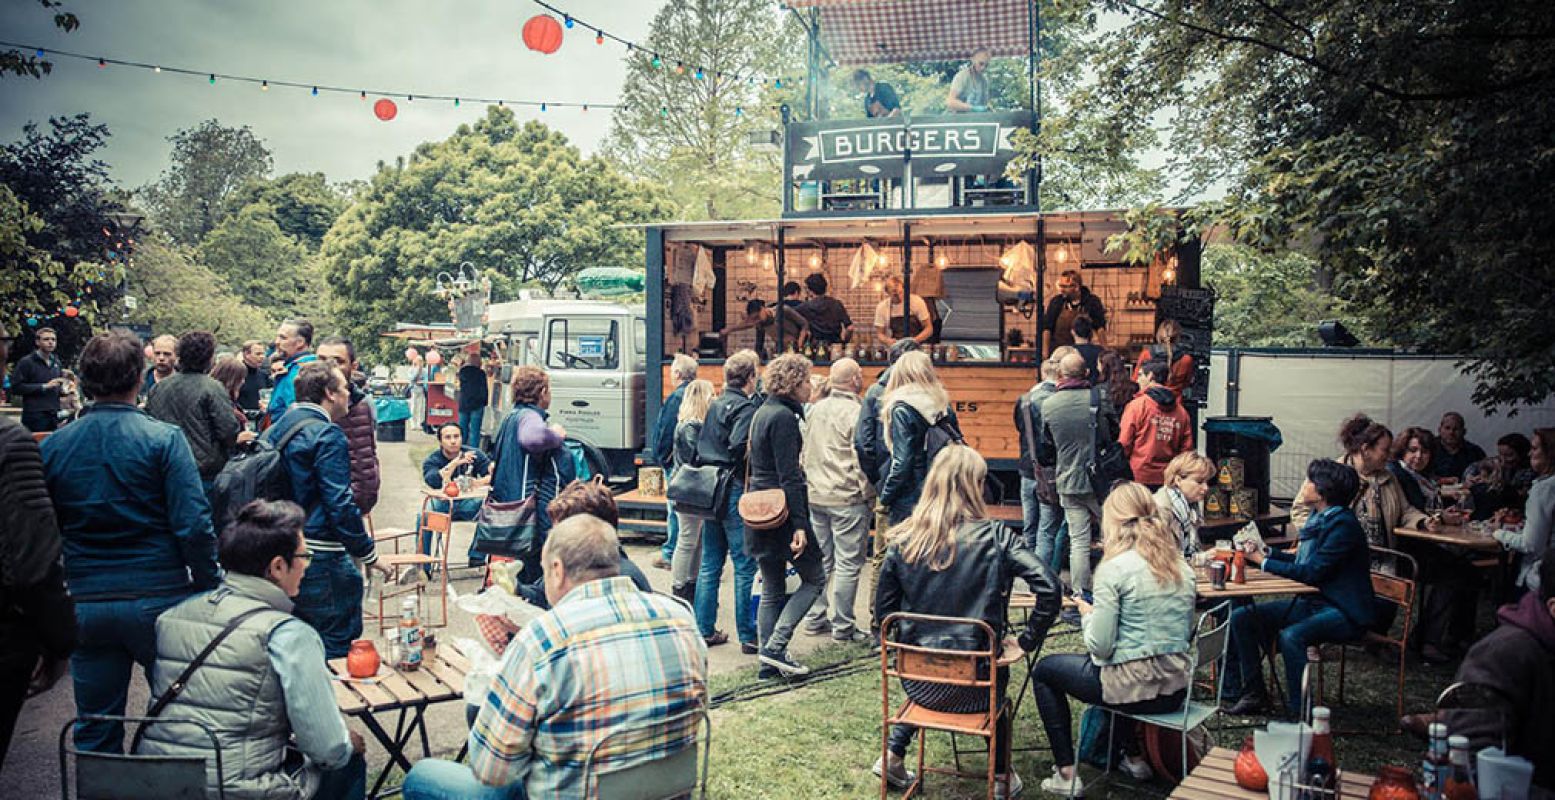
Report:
1209,561,1227,590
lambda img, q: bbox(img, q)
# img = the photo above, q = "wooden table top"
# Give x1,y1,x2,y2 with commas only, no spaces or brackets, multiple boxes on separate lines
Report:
1171,747,1374,799
1195,566,1318,600
1201,506,1292,531
1393,524,1503,552
330,642,471,715
615,488,667,508
419,485,489,501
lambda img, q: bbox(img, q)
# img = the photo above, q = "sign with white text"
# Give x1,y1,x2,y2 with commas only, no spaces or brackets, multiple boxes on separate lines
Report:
785,111,1033,182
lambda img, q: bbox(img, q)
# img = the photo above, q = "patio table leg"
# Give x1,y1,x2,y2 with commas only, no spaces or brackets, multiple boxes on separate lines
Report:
360,705,430,800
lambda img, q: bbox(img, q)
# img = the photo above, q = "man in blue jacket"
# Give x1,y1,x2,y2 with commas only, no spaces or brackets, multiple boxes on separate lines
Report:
41,332,221,752
652,354,698,570
1225,458,1375,717
266,318,318,421
264,361,381,658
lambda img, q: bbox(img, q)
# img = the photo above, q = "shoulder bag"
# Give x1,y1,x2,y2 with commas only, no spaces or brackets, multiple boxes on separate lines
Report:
737,422,789,531
474,423,543,559
129,605,271,753
1088,386,1132,499
1020,391,1061,506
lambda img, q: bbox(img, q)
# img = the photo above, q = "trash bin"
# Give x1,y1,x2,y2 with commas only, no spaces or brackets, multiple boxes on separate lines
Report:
1203,416,1283,514
376,420,406,442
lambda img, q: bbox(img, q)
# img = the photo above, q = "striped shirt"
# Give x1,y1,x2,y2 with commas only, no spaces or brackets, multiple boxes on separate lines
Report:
468,576,708,796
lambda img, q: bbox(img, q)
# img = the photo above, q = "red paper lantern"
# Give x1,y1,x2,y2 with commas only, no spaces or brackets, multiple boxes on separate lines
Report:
373,98,398,121
425,350,443,366
523,14,564,54
64,306,80,317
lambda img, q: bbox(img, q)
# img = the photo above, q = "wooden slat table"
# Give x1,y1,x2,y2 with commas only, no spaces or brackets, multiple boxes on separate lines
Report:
331,642,469,799
614,488,668,511
1171,747,1374,799
1393,524,1503,552
1195,566,1318,600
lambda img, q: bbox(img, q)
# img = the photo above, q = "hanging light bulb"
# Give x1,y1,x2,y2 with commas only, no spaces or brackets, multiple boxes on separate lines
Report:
311,86,319,96
595,30,604,45
694,67,704,80
209,73,216,84
808,252,821,270
935,253,949,269
261,80,269,91
154,65,162,73
675,61,685,74
97,58,106,68
563,15,573,28
651,54,662,69
1054,242,1070,263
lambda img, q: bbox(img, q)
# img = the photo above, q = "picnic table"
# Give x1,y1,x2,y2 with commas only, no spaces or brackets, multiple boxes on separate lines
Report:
330,641,473,799
1392,523,1503,552
1171,747,1374,799
1194,565,1318,601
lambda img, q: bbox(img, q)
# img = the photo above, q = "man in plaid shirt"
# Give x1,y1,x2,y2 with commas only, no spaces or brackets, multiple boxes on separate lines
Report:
404,515,708,799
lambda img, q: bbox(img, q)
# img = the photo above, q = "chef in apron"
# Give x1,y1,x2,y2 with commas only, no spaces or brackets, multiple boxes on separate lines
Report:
873,274,934,346
1043,269,1108,355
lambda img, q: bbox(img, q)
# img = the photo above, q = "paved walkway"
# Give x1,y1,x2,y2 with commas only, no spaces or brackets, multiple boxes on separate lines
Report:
5,428,864,791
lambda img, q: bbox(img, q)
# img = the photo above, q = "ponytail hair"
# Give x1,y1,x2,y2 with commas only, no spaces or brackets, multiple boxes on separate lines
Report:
1338,413,1391,456
1100,482,1188,588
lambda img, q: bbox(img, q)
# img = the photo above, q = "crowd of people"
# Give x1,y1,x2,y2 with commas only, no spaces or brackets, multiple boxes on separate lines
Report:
3,306,1553,797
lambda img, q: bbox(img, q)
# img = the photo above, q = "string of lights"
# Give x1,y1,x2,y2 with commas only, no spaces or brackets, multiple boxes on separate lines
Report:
523,0,800,90
0,39,620,112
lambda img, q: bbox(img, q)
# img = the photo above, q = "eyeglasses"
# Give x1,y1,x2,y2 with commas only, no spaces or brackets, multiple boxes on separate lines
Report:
292,549,315,563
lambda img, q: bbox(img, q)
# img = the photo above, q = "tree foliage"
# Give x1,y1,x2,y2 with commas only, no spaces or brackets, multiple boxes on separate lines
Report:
224,172,346,251
1086,0,1555,409
141,119,273,245
125,234,274,344
197,206,320,322
602,0,800,220
0,1,79,79
1202,243,1350,348
320,108,669,360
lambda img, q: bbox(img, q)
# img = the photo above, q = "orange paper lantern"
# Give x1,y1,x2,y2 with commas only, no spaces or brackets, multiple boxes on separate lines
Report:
373,98,397,121
523,14,564,54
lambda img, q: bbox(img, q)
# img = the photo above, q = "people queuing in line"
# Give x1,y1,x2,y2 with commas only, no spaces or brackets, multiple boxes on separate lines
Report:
691,350,762,653
140,500,368,800
455,347,491,449
317,336,382,517
1016,351,1063,564
403,515,708,800
1225,458,1376,717
420,422,493,567
0,322,75,771
1154,451,1215,558
668,379,717,605
41,332,222,753
653,354,699,571
145,331,242,489
262,361,381,659
1133,319,1195,400
1070,316,1103,381
798,358,873,643
266,318,318,419
877,351,959,526
1032,482,1198,796
1117,360,1194,491
1042,351,1119,600
873,445,1062,796
487,366,572,583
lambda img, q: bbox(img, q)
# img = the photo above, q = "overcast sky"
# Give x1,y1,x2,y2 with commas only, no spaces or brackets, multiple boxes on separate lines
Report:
0,0,659,189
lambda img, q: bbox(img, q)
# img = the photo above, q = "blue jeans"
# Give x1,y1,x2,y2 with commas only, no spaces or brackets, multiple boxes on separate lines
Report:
313,751,367,800
1020,477,1069,574
419,497,486,561
1229,597,1363,715
71,593,190,752
459,408,485,449
293,551,364,660
662,467,679,562
1031,653,1186,767
693,485,759,645
403,758,525,800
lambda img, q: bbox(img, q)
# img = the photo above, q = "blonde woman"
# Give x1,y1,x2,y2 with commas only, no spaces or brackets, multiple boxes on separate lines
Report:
1133,319,1195,399
668,379,716,604
1032,482,1197,795
1155,452,1216,557
746,354,826,677
878,351,960,525
872,445,1062,794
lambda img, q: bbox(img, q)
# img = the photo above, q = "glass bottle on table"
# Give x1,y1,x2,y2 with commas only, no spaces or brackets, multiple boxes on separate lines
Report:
1309,707,1336,770
1442,736,1477,800
1422,722,1451,800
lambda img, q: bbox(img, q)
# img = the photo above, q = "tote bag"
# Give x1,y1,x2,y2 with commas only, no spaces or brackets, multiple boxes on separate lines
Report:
474,449,541,559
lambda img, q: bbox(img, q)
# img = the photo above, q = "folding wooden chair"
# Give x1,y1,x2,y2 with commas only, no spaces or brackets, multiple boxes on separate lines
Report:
1336,546,1419,722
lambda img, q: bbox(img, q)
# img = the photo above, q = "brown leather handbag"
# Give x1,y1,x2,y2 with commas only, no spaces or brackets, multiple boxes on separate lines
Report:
737,441,789,531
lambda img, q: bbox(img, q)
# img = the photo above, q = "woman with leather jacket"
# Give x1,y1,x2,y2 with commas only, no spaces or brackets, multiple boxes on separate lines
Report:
1031,482,1197,796
873,446,1062,796
669,379,715,605
877,351,960,525
691,350,762,652
746,354,827,678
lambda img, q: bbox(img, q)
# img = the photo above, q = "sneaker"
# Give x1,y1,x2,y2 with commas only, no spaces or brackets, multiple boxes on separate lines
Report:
833,629,871,644
1225,690,1270,717
873,755,916,790
703,630,729,647
1059,608,1083,628
757,665,781,680
1119,755,1153,781
800,617,831,636
1039,767,1085,797
740,641,759,655
651,556,672,571
757,648,811,677
996,770,1025,799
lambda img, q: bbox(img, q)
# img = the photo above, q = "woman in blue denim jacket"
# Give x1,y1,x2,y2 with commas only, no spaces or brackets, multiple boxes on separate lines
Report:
1031,482,1196,795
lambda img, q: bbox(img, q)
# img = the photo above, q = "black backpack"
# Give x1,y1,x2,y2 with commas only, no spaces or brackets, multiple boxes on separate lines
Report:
209,418,324,529
923,413,965,467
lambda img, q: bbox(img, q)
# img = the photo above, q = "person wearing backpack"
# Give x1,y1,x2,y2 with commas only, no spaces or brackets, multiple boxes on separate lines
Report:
877,351,961,527
41,332,221,753
263,361,380,659
1015,350,1070,570
1040,352,1120,600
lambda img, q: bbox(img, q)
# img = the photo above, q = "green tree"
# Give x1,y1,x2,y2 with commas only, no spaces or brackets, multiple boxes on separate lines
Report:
1202,243,1346,348
320,108,669,359
197,206,319,322
1,1,79,78
224,172,346,250
601,0,801,220
124,233,274,344
141,119,273,245
1084,0,1555,410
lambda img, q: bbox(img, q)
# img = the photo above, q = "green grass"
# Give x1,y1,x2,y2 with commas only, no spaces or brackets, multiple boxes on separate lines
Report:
699,625,1447,799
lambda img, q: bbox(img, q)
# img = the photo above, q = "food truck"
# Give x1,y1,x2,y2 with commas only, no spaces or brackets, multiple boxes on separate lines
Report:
641,0,1210,492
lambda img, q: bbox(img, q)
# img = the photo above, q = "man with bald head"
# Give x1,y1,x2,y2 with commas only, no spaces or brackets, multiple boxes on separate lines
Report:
797,358,873,642
139,334,177,402
1036,351,1119,599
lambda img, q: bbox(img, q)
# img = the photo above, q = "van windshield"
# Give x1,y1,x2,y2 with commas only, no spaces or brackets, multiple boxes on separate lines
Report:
546,318,619,370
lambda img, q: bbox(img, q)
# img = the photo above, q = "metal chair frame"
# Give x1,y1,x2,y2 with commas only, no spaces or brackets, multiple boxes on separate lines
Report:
1335,546,1419,722
880,612,1008,800
1104,601,1232,783
581,704,711,800
372,496,452,632
1435,681,1509,753
59,715,224,800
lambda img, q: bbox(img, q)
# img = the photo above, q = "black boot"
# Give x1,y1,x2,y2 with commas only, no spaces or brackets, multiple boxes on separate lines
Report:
1225,685,1271,716
671,582,696,605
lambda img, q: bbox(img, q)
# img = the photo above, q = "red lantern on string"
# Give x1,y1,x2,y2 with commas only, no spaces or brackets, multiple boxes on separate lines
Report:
64,306,80,318
373,98,398,121
522,15,564,54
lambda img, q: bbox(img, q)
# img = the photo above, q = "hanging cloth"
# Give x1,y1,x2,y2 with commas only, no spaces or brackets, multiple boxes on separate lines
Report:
849,243,879,289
